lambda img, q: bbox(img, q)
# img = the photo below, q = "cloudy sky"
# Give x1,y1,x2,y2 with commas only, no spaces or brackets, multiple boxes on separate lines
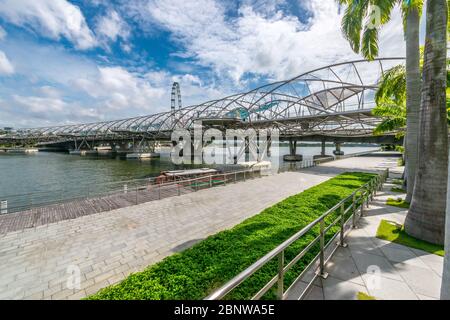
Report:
0,0,420,128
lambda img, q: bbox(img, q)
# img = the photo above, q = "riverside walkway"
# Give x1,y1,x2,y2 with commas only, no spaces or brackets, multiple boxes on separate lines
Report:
0,154,399,300
292,175,444,300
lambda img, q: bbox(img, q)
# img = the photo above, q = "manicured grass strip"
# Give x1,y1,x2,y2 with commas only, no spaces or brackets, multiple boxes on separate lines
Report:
386,197,410,208
391,187,406,193
88,172,375,300
376,220,444,256
357,292,376,300
391,179,404,186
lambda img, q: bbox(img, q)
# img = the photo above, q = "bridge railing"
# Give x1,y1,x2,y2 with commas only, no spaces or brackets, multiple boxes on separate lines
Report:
205,169,388,300
0,160,318,215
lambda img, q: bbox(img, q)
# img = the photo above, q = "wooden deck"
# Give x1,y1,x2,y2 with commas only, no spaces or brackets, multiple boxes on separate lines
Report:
0,183,201,234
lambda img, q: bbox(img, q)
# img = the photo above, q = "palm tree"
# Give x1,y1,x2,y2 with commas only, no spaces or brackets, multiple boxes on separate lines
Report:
372,65,407,137
338,0,422,202
443,147,450,299
442,2,450,299
405,0,448,245
372,103,406,136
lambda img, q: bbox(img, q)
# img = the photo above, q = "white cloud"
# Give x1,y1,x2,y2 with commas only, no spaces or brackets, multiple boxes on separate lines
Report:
0,0,97,49
13,94,66,113
0,25,6,40
0,34,229,127
74,66,167,112
95,10,130,43
0,50,14,75
127,0,405,83
1,38,98,84
39,86,62,98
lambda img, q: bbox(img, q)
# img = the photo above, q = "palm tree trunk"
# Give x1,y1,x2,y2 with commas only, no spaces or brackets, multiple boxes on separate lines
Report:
441,148,450,299
405,0,448,245
405,7,421,203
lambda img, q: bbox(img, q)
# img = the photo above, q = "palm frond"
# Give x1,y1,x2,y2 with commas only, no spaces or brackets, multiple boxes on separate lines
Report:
375,64,406,105
374,0,399,24
341,0,370,53
373,118,406,135
372,103,406,117
361,25,379,60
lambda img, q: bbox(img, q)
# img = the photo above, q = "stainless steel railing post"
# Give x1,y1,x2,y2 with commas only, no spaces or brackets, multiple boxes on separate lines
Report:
158,184,161,200
317,218,328,279
277,251,284,299
340,203,347,247
370,181,374,201
367,192,370,208
352,193,357,229
360,192,364,216
135,184,138,204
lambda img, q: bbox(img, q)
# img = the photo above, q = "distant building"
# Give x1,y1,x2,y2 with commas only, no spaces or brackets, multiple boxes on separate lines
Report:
3,127,13,132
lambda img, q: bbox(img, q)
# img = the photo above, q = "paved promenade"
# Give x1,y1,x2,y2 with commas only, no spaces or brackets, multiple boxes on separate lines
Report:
0,155,398,300
299,176,444,300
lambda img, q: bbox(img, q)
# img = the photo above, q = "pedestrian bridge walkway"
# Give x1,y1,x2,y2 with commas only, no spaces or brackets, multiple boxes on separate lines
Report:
291,178,444,300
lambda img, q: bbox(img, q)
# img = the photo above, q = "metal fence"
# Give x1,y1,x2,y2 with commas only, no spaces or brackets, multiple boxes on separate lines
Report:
205,168,389,300
0,159,318,215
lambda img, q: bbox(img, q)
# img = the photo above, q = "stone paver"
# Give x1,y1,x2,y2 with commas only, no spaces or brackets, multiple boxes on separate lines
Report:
0,155,397,300
301,173,445,300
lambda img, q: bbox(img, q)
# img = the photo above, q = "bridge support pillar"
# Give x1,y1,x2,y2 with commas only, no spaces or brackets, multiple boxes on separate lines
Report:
313,139,332,160
283,139,303,161
126,137,160,160
333,142,344,156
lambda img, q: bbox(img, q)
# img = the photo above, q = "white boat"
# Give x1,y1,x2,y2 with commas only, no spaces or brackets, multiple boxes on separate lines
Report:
69,150,97,156
5,148,39,154
156,168,219,183
237,161,272,169
94,146,112,151
126,152,160,159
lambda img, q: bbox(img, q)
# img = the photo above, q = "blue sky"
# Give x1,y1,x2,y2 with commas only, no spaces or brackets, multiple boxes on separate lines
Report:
0,0,414,128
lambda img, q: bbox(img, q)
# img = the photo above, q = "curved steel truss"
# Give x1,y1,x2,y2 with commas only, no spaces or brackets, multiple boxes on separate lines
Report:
4,58,404,142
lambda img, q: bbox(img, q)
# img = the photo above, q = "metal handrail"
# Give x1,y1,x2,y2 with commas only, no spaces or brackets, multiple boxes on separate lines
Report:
205,168,388,300
0,160,318,214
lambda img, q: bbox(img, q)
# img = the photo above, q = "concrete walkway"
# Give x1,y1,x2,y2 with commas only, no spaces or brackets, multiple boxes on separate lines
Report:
0,155,398,300
301,176,444,300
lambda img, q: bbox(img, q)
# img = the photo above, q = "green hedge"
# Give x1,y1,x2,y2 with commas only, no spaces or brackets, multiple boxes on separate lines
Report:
88,172,374,300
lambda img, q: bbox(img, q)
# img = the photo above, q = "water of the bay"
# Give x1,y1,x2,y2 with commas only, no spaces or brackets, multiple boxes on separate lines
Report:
0,144,379,200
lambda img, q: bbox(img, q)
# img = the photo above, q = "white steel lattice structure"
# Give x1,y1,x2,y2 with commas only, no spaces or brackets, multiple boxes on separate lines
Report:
3,58,405,142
